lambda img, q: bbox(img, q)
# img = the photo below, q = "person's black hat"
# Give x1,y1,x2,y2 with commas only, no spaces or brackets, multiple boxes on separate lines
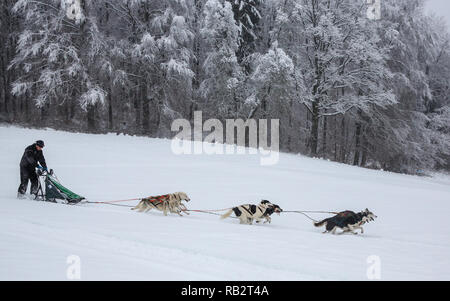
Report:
36,140,45,148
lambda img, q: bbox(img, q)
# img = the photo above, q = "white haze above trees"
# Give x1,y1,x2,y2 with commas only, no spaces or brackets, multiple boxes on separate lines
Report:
0,0,449,174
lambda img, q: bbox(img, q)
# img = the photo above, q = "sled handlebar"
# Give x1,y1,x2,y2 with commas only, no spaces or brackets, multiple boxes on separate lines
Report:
36,168,54,177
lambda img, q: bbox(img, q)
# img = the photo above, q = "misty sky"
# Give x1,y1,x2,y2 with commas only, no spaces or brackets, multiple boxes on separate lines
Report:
425,0,450,30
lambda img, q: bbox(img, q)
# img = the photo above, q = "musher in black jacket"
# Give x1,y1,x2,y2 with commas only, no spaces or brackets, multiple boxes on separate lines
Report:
17,140,48,198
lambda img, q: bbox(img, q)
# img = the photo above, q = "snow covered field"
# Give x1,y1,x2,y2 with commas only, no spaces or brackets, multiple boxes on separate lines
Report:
0,125,449,280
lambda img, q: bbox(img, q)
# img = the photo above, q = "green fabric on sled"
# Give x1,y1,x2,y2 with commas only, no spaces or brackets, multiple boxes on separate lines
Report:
45,175,84,202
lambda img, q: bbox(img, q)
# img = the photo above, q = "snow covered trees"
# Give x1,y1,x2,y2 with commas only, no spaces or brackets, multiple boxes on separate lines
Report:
226,0,262,68
0,0,19,122
9,0,109,131
367,0,450,172
200,0,243,118
274,0,395,156
1,0,449,174
127,0,195,135
247,43,294,121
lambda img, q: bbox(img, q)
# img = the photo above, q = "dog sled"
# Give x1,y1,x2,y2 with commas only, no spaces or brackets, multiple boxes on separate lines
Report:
35,169,85,204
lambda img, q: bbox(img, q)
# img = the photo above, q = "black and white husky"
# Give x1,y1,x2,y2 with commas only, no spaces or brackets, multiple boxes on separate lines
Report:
258,204,283,224
221,200,282,225
314,208,377,235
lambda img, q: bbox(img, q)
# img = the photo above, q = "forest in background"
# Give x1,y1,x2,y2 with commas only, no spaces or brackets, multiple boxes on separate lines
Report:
0,0,449,174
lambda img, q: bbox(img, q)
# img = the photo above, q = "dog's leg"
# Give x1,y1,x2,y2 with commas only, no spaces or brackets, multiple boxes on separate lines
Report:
322,223,329,234
331,227,338,235
163,201,168,216
144,203,153,213
133,203,142,212
175,203,184,216
354,226,364,234
240,212,250,224
338,226,355,235
180,204,189,215
338,228,349,235
347,224,358,235
149,202,157,213
138,204,147,213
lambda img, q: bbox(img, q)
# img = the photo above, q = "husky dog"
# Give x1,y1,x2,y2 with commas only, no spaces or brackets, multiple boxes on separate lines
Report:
221,200,280,225
131,192,190,216
314,208,377,235
256,203,283,224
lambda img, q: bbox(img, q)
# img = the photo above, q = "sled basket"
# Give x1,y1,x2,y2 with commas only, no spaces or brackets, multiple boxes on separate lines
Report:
43,172,85,203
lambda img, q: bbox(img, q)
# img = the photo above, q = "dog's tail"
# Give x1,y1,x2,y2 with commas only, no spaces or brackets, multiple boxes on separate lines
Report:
314,218,328,227
131,200,145,211
221,209,234,220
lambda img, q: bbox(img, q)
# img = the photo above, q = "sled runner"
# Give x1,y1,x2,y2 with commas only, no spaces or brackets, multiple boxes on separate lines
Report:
35,169,85,204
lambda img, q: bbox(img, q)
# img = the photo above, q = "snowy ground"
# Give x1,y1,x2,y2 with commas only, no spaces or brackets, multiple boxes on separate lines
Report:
0,125,449,280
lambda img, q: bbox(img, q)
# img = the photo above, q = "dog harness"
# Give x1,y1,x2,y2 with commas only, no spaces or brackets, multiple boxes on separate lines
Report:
143,194,170,204
241,205,264,216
